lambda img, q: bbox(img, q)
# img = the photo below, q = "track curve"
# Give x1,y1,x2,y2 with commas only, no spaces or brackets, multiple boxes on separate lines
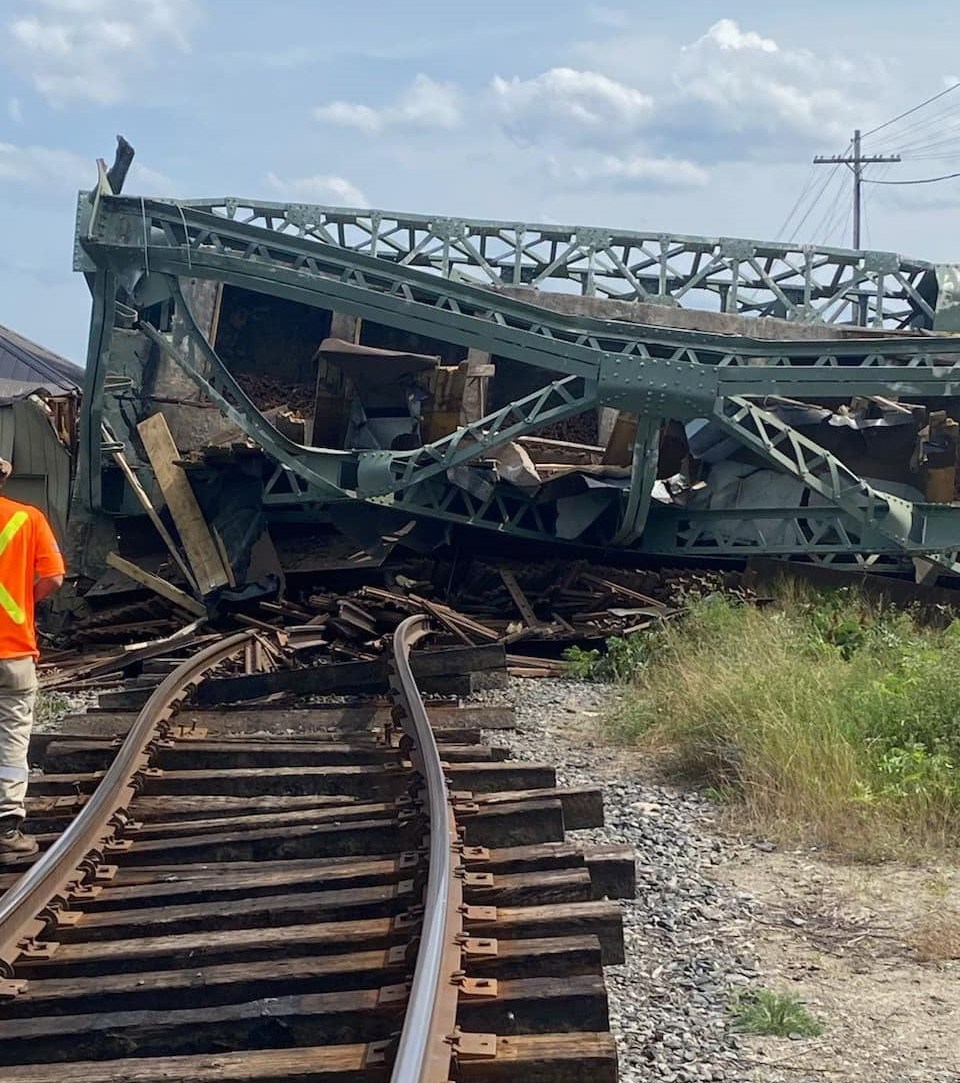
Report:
0,620,626,1082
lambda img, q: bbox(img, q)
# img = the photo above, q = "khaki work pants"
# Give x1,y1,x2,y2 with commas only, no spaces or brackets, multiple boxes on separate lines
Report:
0,657,37,821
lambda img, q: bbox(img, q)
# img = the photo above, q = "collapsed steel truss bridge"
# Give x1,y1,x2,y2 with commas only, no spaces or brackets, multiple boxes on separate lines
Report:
73,156,960,576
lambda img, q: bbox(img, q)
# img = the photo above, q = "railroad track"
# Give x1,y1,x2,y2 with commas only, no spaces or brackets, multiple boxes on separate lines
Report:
0,617,631,1082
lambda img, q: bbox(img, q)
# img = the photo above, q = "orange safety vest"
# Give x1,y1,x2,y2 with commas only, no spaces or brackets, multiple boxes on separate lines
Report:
0,497,65,659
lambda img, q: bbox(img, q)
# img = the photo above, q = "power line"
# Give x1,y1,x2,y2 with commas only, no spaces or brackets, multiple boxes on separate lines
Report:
863,169,960,185
862,80,960,138
817,174,852,244
861,160,895,250
787,158,845,242
813,129,900,247
890,122,960,155
775,164,817,239
836,199,854,247
869,98,960,150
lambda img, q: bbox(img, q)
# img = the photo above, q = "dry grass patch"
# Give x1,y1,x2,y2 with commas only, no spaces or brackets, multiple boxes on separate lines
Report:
913,913,960,961
599,583,960,857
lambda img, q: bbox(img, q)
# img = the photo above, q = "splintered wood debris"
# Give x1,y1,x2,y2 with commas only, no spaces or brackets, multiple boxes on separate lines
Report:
42,555,750,689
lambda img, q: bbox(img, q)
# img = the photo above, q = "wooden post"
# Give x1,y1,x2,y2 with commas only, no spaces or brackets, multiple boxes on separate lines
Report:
136,413,231,594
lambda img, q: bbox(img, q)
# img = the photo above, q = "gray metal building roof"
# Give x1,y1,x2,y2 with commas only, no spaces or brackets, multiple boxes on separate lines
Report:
0,324,83,395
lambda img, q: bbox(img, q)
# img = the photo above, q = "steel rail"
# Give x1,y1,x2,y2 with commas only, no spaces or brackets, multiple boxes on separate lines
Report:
390,614,463,1083
0,618,461,1081
0,628,322,978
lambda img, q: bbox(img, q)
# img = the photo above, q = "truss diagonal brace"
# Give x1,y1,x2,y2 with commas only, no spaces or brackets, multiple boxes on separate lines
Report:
711,395,960,570
139,279,351,500
355,376,596,497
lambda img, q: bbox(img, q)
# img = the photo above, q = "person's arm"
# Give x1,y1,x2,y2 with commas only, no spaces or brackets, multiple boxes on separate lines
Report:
32,511,66,606
35,574,63,602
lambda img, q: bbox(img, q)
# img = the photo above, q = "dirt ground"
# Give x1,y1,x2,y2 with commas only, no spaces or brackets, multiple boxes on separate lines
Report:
718,844,960,1083
565,689,960,1083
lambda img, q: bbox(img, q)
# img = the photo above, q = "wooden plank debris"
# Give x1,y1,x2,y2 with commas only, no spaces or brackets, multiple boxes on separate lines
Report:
194,643,507,706
101,424,199,594
499,569,545,628
51,550,747,682
104,553,207,618
136,413,231,594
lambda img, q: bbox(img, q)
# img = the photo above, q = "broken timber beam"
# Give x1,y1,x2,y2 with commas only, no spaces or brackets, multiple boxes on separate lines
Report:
499,569,545,629
102,424,199,594
104,553,207,618
136,413,231,595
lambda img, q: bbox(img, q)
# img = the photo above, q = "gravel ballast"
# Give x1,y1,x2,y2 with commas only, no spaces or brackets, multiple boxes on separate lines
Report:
476,676,758,1083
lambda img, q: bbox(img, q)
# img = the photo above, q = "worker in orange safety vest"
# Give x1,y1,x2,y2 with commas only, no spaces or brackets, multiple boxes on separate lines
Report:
0,458,65,863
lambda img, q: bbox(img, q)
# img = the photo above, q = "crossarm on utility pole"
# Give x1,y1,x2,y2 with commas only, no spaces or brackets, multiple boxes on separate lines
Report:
813,128,901,250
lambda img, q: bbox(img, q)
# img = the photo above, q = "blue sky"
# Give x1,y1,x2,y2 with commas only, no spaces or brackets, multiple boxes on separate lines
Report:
2,0,960,362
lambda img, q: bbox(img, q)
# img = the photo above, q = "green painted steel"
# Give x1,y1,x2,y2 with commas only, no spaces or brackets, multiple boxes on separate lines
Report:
72,167,960,569
144,197,937,329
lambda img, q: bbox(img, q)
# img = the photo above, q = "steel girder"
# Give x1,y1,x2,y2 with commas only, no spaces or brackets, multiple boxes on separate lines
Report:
78,197,960,403
74,180,960,566
136,198,940,329
611,416,660,546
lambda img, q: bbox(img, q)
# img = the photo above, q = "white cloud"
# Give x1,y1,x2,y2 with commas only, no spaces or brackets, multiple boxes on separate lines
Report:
568,17,889,163
127,162,177,194
491,67,653,146
562,153,709,191
266,171,368,207
667,19,876,154
315,101,381,132
7,98,22,123
5,0,198,106
0,140,174,196
393,72,461,128
315,73,461,133
483,66,707,193
0,141,90,188
693,18,777,53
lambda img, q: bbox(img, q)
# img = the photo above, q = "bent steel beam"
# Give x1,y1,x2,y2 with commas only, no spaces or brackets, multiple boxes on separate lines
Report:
79,196,960,408
73,179,960,567
711,396,960,571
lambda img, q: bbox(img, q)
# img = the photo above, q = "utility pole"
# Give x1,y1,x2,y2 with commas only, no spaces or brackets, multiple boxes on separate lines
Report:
813,129,900,249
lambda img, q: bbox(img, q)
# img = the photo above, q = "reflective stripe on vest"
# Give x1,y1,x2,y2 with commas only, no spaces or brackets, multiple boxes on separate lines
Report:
0,511,28,625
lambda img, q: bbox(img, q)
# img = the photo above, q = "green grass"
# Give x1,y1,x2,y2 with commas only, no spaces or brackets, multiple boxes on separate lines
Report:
34,690,72,727
578,582,960,856
733,989,824,1038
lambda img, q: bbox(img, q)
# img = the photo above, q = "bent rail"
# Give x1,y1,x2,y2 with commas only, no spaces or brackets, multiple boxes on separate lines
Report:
390,614,461,1083
0,618,465,1083
0,628,325,978
0,631,253,976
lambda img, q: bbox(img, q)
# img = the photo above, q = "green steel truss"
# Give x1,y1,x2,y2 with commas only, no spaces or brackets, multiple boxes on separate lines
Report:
131,198,939,330
73,168,960,569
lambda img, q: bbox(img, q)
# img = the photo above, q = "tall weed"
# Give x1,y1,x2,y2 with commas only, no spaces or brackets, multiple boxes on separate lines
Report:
604,585,960,855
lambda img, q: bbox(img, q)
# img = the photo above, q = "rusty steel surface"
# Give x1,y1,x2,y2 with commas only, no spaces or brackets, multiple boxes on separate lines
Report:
390,614,463,1083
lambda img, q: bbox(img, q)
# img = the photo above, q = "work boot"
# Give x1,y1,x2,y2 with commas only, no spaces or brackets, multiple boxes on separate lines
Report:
0,818,38,864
